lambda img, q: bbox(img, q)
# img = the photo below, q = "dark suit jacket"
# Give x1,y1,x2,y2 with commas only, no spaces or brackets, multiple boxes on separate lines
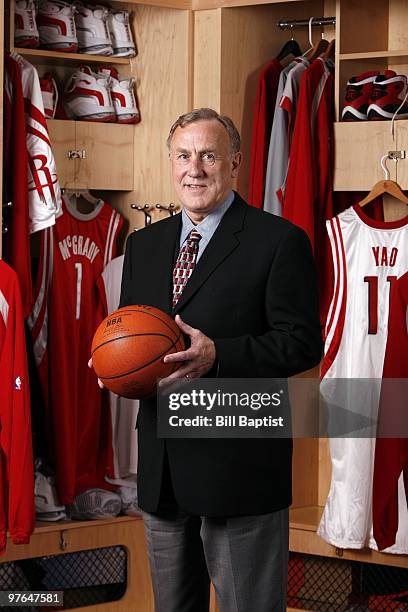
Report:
120,192,322,516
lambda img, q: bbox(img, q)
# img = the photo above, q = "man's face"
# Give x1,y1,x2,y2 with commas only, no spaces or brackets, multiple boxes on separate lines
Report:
169,119,242,223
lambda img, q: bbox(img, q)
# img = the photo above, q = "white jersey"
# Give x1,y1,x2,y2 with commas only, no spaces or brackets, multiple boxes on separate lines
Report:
101,255,138,488
11,52,62,234
319,205,408,553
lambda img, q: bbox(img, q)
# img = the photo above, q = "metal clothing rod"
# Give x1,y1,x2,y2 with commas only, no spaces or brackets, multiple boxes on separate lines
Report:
278,17,336,30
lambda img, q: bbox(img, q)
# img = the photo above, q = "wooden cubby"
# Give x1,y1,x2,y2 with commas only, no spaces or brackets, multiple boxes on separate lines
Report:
1,0,408,610
334,0,408,189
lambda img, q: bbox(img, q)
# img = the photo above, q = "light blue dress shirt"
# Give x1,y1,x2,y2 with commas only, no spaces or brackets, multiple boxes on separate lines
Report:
179,191,235,261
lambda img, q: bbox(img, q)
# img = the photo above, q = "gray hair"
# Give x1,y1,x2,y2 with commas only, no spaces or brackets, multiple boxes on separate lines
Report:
166,108,241,153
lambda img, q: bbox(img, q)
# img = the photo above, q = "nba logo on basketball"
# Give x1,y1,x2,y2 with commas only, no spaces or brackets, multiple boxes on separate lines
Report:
107,317,122,327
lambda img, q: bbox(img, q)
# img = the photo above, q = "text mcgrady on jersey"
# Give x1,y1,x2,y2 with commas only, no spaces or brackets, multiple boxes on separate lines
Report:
58,235,100,262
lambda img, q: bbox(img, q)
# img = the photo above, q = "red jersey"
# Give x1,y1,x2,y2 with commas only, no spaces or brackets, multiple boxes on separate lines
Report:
373,271,408,551
0,261,35,553
3,54,32,316
283,57,334,258
28,197,123,504
248,58,282,208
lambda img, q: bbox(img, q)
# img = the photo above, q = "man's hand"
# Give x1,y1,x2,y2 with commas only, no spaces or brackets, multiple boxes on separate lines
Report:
160,315,216,385
88,357,105,389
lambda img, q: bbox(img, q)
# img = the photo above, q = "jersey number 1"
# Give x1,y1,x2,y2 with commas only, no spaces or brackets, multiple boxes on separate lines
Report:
364,275,397,334
75,263,83,320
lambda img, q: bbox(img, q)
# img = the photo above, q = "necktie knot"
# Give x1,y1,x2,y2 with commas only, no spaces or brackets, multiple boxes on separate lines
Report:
188,229,202,244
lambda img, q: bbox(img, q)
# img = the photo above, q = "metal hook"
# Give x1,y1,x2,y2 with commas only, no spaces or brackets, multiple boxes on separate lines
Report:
130,203,152,227
156,203,178,217
308,17,314,47
380,155,391,181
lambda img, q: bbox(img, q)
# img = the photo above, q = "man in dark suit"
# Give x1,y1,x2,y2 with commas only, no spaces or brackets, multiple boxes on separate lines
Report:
119,108,322,611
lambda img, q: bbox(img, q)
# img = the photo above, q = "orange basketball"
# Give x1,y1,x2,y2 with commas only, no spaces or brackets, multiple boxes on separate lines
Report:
91,305,185,399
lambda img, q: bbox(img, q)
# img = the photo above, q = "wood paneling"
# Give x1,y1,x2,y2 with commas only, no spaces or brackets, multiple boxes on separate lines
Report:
395,120,408,191
47,120,76,189
47,121,134,190
75,122,134,190
388,0,408,51
338,0,388,54
108,4,192,232
194,10,222,110
334,122,397,190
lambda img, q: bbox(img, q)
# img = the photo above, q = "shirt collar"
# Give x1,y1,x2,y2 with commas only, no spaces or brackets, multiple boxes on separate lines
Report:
180,191,235,244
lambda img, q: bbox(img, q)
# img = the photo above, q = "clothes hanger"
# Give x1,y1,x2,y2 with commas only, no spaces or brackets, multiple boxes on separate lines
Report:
276,26,303,62
303,18,329,61
358,155,408,207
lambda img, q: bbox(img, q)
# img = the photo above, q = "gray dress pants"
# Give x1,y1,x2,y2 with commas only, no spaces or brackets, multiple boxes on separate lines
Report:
142,506,289,612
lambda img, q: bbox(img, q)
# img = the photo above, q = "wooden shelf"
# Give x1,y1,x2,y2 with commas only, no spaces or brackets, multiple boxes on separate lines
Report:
33,515,142,534
289,506,408,568
340,49,408,61
192,0,306,9
11,47,130,65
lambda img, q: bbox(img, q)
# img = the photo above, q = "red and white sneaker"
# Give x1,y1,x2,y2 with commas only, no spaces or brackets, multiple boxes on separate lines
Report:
342,71,379,121
63,65,116,122
37,0,78,52
108,10,136,58
40,72,59,118
99,66,140,123
367,71,408,120
75,2,113,55
14,0,40,48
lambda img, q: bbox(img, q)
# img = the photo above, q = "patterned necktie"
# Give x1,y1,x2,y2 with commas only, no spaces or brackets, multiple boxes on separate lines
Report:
172,229,202,307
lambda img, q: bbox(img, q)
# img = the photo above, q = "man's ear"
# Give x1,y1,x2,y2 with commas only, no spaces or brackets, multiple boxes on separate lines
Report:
231,152,242,178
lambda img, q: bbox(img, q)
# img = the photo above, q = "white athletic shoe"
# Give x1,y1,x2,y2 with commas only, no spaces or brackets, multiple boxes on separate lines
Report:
98,66,140,123
108,10,136,58
14,0,40,48
75,2,113,55
63,64,116,122
67,488,122,520
37,0,78,52
119,485,141,516
35,471,65,514
40,72,59,118
37,510,67,521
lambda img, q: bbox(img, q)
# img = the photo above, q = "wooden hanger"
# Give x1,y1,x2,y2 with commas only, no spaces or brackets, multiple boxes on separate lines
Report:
302,17,329,61
322,38,335,61
358,155,408,207
306,38,329,61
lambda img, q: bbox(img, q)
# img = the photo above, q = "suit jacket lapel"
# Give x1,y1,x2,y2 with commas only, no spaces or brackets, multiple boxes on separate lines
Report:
172,195,247,315
151,214,181,313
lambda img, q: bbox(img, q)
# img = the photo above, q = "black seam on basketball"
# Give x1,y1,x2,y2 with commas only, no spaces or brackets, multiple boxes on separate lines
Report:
98,334,181,379
106,308,179,339
91,332,175,356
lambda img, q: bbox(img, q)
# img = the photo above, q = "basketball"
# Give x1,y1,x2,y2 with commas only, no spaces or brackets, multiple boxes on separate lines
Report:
91,305,185,399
